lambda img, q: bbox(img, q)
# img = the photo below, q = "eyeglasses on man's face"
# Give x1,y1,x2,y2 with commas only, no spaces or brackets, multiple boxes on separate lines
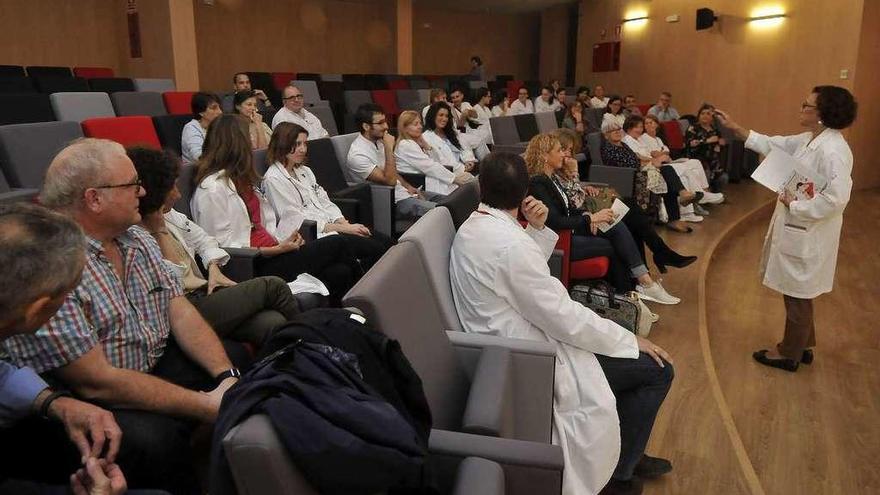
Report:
94,178,143,190
283,94,305,100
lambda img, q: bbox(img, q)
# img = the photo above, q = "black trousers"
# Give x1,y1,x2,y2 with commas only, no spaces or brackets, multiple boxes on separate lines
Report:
0,340,250,495
596,353,674,481
659,165,686,222
337,231,395,273
621,201,674,262
569,222,645,292
254,234,359,306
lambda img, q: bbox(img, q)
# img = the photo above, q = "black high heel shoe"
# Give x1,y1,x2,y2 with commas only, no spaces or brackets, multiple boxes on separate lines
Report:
653,252,698,274
801,349,814,364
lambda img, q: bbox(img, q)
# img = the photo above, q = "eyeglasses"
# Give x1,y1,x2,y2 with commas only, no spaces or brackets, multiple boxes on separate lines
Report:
94,178,143,190
801,102,817,111
283,94,305,100
369,119,387,126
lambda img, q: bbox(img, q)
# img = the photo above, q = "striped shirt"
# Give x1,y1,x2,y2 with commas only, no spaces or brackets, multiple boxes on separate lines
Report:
0,226,183,374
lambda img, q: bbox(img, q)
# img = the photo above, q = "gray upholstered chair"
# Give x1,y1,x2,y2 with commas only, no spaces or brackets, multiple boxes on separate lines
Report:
0,121,84,188
535,111,559,133
416,88,432,103
111,91,167,117
395,89,422,111
330,132,396,237
132,78,175,93
290,80,321,106
342,90,373,114
50,92,115,123
489,115,526,146
343,242,562,494
0,169,38,204
308,105,338,136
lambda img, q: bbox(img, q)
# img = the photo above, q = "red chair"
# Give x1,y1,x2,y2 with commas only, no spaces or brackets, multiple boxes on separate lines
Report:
506,80,524,101
162,91,195,115
271,72,297,91
388,79,409,90
73,67,114,79
81,116,161,149
370,89,400,125
662,120,685,153
518,220,609,288
637,104,651,116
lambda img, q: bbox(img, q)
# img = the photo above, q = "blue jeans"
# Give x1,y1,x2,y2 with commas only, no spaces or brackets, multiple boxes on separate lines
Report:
596,352,674,480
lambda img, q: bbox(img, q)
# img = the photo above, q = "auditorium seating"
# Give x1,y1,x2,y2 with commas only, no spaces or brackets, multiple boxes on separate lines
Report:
535,111,559,134
81,116,161,148
387,79,409,90
342,74,366,91
33,76,89,93
342,90,372,114
0,121,84,188
133,78,175,93
271,72,296,91
0,65,24,77
163,91,196,115
370,90,400,124
152,114,191,157
88,77,135,94
637,104,651,116
0,93,55,125
291,80,322,106
662,120,685,156
73,67,114,79
294,72,320,82
244,71,279,105
307,136,375,228
506,80,524,100
409,78,430,90
111,91,167,117
309,105,338,136
0,76,35,93
555,229,610,288
488,115,524,147
0,168,38,204
514,113,540,142
394,89,423,112
50,92,115,123
26,66,71,78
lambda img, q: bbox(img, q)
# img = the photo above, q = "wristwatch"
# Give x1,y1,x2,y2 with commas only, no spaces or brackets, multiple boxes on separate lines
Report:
214,368,241,384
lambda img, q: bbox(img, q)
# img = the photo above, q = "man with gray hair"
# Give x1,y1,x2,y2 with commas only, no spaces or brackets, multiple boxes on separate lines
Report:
271,84,329,138
0,202,127,495
1,138,243,495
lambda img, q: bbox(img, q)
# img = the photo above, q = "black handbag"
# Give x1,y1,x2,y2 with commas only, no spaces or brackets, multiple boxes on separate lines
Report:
570,281,649,335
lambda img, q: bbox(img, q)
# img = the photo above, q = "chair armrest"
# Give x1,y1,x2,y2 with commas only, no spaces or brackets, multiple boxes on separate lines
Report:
331,183,373,226
453,457,505,495
461,346,514,438
223,415,320,495
0,188,39,204
448,332,555,444
299,219,317,243
369,184,396,237
548,249,563,282
223,247,259,282
429,429,563,495
588,165,635,200
330,197,360,224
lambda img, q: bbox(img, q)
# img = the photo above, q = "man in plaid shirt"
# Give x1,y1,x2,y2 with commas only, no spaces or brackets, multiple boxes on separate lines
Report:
0,139,244,495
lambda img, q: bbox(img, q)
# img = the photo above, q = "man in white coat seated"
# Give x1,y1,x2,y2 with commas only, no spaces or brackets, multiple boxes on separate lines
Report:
271,85,329,139
449,152,675,495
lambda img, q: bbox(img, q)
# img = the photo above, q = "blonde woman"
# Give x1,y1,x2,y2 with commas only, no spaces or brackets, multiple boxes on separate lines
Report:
394,110,474,196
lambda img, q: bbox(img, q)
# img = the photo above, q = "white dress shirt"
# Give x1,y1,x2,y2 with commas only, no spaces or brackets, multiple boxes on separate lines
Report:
263,162,344,238
271,106,329,139
449,205,638,495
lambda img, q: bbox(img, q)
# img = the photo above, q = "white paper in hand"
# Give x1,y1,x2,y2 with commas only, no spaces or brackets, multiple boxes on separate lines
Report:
287,273,330,296
751,145,826,199
598,198,630,233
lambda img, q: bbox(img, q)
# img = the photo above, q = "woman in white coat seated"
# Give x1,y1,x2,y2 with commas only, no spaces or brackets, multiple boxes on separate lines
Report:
490,89,511,117
449,152,674,495
394,110,475,196
639,114,725,218
508,87,535,115
422,102,478,175
262,122,393,273
602,95,626,129
715,86,857,372
190,114,360,306
534,85,563,113
468,87,495,145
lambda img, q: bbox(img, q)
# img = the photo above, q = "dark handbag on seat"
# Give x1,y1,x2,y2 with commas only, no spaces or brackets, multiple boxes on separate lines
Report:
570,281,641,334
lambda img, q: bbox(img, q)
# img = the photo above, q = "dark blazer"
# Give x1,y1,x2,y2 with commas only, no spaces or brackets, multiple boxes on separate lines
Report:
528,174,589,235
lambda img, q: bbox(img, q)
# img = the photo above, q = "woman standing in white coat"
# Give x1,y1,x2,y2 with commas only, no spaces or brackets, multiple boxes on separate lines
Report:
716,85,858,372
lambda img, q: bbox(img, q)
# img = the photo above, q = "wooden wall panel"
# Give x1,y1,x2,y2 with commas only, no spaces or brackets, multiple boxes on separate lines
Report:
848,0,880,190
0,0,124,73
193,0,397,93
538,4,570,84
412,6,539,80
119,0,175,79
574,0,864,136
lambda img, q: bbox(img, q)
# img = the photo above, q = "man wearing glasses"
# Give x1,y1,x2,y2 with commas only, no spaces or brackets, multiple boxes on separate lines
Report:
271,84,329,139
1,138,243,494
345,103,442,220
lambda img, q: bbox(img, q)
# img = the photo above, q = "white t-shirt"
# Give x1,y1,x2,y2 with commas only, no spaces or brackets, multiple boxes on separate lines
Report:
271,106,329,139
508,99,535,116
345,133,412,203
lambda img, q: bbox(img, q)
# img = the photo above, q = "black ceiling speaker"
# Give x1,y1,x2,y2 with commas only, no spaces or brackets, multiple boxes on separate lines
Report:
696,8,717,30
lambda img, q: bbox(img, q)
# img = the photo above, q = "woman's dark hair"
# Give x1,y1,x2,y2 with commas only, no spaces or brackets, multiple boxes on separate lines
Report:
623,114,645,132
267,122,308,166
190,92,221,120
491,89,508,107
479,152,529,210
576,86,590,97
232,90,257,113
604,95,623,115
474,87,490,103
196,114,257,191
127,146,180,216
471,55,482,66
696,103,716,122
813,85,857,129
541,85,556,104
424,102,462,150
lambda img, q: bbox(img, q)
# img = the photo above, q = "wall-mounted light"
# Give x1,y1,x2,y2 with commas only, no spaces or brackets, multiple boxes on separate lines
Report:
623,15,649,23
749,6,786,28
623,10,649,29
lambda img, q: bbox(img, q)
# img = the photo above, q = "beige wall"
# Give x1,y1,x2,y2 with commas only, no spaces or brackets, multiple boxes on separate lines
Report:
193,0,397,93
413,6,540,80
539,3,570,84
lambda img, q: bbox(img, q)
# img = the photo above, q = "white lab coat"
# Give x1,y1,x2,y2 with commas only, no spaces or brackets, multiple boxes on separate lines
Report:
163,208,230,266
422,130,473,170
745,128,853,299
508,98,534,115
262,162,344,238
394,139,459,195
191,170,279,247
449,205,639,495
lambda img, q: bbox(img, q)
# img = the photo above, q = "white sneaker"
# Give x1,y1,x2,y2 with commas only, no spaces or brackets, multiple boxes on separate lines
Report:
681,212,704,223
637,282,681,305
699,191,725,205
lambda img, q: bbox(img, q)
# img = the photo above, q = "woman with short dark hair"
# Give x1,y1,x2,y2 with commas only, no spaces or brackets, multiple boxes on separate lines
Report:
181,92,222,163
717,86,857,372
685,103,727,190
233,90,272,149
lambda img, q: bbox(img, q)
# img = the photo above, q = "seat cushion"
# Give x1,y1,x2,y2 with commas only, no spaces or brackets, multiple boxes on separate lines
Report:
570,257,610,281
